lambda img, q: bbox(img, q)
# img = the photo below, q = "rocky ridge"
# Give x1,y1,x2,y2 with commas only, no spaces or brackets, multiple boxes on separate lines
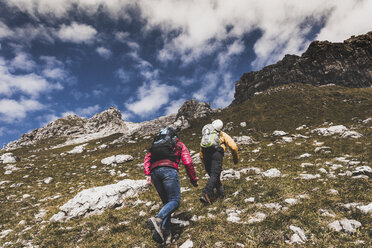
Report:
233,31,372,104
5,101,213,150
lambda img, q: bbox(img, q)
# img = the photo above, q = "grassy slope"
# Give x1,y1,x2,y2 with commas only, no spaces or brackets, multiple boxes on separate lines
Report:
1,84,371,247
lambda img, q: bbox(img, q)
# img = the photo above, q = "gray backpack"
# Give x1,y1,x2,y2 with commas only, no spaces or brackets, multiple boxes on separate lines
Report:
200,124,220,148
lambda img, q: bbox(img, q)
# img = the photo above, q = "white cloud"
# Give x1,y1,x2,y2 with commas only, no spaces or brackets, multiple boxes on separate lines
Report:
115,68,131,83
0,58,63,97
0,98,44,122
0,21,14,39
114,31,130,42
217,39,245,69
40,56,69,80
316,0,372,42
165,98,186,115
57,22,97,44
9,52,37,72
96,47,112,59
0,127,4,136
125,81,178,117
75,104,100,117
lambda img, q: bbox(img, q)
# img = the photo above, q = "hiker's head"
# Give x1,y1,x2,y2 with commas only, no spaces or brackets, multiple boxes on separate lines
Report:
212,119,223,131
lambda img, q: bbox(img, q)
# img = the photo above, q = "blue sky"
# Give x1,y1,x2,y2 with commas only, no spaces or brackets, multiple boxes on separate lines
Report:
0,0,371,146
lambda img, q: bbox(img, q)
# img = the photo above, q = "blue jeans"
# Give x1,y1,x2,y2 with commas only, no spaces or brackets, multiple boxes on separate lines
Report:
151,166,181,237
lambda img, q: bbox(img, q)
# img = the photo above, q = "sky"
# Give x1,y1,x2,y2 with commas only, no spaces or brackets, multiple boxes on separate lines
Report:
0,0,371,146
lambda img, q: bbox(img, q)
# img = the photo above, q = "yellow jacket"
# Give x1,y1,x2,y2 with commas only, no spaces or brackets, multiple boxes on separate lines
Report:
200,131,239,164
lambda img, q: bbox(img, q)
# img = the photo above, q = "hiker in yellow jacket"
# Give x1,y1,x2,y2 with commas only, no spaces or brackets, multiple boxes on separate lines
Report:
199,119,239,204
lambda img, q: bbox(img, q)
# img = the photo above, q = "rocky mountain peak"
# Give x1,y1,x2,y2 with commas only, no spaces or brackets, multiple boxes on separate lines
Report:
176,99,213,120
86,107,127,134
233,31,372,105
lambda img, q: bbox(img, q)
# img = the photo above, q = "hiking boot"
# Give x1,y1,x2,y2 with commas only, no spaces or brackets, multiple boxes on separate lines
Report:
164,233,172,245
146,217,164,242
200,193,212,205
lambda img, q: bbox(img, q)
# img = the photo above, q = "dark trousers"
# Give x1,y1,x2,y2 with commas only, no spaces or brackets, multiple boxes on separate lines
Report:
202,147,224,197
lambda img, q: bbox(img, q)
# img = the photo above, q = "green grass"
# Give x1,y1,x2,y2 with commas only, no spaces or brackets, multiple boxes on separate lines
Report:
1,84,371,247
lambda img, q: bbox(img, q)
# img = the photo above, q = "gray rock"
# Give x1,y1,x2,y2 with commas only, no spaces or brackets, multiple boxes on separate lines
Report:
247,212,266,224
357,203,372,214
50,179,148,222
312,125,348,136
233,135,255,145
67,144,87,154
221,169,241,180
288,225,307,244
0,153,17,164
43,177,54,184
328,219,362,234
180,239,193,248
352,166,372,177
340,131,363,139
101,154,134,165
297,173,321,180
176,100,213,120
272,130,288,137
262,168,281,178
240,122,247,127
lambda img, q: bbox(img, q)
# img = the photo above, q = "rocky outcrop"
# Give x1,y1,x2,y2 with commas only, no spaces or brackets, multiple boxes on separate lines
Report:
176,100,213,120
85,107,128,134
233,32,372,104
50,179,148,222
6,107,128,150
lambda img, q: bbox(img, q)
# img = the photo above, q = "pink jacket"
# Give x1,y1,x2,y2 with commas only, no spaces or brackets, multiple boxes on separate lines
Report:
144,141,198,183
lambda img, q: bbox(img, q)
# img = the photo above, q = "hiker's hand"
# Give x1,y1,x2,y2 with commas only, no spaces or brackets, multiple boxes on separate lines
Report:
191,180,198,187
233,157,239,165
146,176,152,186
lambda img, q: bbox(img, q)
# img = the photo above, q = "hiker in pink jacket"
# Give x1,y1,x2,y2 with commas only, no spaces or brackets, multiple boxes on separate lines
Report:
144,127,198,244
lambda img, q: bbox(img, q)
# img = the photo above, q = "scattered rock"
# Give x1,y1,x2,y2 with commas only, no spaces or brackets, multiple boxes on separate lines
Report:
50,179,148,222
284,198,298,205
233,135,255,145
0,153,17,164
312,125,348,136
43,177,54,184
314,146,332,154
340,131,363,139
312,125,363,138
191,153,201,164
221,169,241,180
101,154,134,165
282,137,293,143
328,219,361,234
247,212,266,224
245,197,255,203
362,117,372,124
0,229,12,238
272,130,288,137
180,239,193,248
287,225,307,244
296,125,307,130
226,209,242,223
357,203,372,214
264,203,282,211
240,122,247,127
297,153,312,159
296,174,321,180
262,168,281,178
67,144,87,154
352,166,372,177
